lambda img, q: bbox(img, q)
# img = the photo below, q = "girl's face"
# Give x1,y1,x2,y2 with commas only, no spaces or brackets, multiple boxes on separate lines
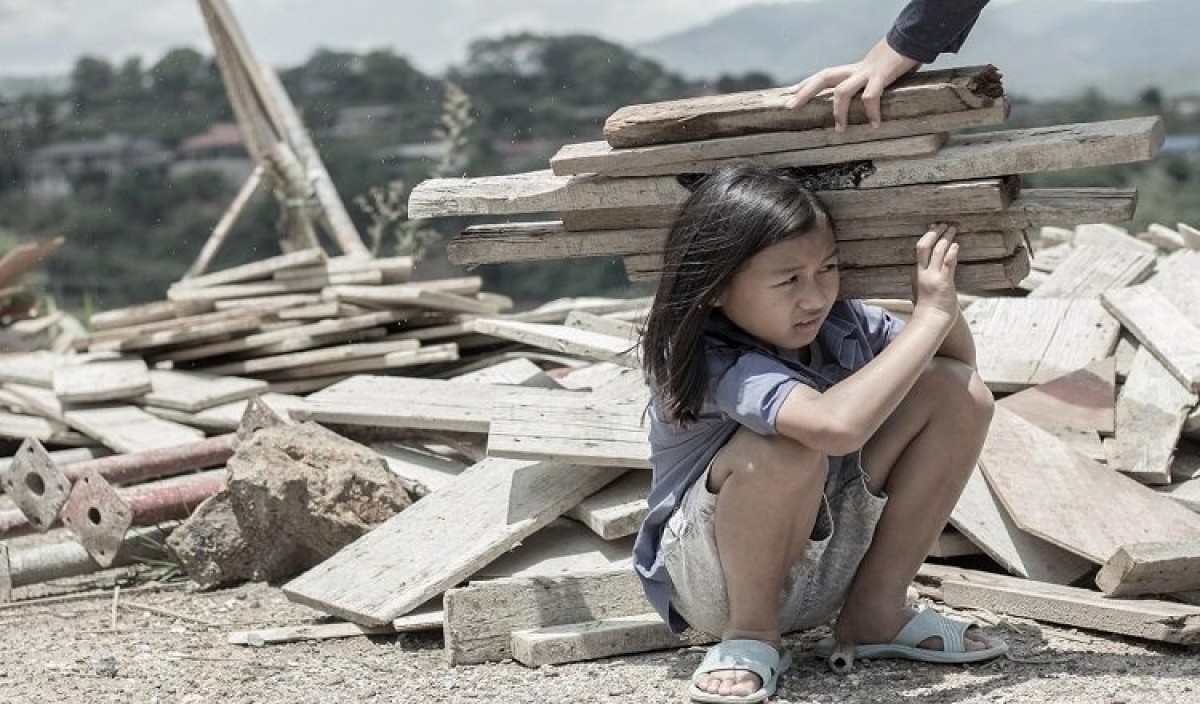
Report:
714,225,839,352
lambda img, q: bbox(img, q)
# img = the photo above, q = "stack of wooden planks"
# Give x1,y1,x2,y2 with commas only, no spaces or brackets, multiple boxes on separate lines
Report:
410,65,1163,300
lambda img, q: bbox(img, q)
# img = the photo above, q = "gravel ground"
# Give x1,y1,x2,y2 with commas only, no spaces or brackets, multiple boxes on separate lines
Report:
2,570,1200,704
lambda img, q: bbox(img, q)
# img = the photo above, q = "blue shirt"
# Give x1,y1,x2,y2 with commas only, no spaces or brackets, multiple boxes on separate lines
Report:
633,300,905,633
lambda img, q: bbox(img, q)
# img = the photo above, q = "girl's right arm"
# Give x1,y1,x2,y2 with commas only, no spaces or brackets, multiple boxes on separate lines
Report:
773,225,961,456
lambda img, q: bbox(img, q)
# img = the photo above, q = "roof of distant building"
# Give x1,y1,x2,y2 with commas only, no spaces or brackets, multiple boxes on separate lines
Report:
179,123,245,153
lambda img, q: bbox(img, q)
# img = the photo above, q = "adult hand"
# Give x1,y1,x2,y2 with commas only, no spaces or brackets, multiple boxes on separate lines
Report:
783,38,920,132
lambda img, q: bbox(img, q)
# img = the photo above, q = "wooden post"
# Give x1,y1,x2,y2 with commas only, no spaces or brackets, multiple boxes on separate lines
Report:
184,165,265,279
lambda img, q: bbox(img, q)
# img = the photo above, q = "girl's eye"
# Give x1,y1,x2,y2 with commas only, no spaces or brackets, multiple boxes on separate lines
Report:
820,262,840,273
776,275,798,287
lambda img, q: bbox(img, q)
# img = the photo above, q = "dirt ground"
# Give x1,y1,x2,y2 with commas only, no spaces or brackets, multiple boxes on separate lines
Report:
2,565,1199,704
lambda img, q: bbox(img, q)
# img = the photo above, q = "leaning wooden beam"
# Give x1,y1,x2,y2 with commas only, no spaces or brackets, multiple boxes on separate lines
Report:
282,458,625,625
552,102,1009,176
1107,348,1197,485
448,222,1022,267
917,564,1200,645
443,568,654,665
978,407,1200,564
625,250,1031,298
603,65,1003,148
1103,284,1200,392
182,165,266,280
1095,542,1200,598
512,613,706,667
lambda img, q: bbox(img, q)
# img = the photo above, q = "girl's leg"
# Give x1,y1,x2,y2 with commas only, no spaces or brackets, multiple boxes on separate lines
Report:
694,429,827,698
834,357,994,650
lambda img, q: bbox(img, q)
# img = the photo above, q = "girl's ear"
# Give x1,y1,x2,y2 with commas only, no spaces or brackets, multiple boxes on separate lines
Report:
711,291,724,308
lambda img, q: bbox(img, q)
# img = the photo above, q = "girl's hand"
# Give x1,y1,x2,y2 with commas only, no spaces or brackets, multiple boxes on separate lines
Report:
912,223,960,325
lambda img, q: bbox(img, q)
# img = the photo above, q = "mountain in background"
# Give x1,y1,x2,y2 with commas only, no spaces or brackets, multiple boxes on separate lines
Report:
637,0,1200,100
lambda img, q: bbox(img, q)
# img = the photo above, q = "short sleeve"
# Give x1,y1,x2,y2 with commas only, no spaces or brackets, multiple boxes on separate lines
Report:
711,352,803,436
852,300,906,357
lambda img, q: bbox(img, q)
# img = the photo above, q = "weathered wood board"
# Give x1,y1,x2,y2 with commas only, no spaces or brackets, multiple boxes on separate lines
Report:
602,65,1003,148
141,370,269,413
472,319,639,368
565,471,650,541
978,407,1200,564
918,564,1200,645
443,568,654,665
1106,347,1197,485
281,458,625,625
551,103,1009,175
966,298,1119,392
511,613,701,667
51,359,152,404
1095,541,1200,597
996,358,1116,435
1029,245,1156,299
63,406,206,453
488,390,652,468
1103,284,1200,392
949,467,1093,584
170,248,325,290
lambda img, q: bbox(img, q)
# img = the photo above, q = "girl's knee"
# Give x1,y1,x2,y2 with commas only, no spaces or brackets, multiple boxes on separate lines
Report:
710,428,826,493
921,358,994,429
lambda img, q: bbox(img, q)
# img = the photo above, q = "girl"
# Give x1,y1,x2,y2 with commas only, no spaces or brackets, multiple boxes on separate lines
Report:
632,164,1006,704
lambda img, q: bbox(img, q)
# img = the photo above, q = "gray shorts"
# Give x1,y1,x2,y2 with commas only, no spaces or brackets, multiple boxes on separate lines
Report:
661,453,888,638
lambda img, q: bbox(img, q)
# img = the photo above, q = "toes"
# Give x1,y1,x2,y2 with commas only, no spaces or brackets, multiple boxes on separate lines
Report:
700,670,761,696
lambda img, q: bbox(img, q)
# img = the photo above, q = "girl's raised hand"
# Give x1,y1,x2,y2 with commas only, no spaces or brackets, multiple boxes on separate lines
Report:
912,223,960,324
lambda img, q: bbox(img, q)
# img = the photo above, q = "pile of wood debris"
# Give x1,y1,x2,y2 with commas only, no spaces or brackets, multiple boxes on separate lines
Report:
3,42,1199,673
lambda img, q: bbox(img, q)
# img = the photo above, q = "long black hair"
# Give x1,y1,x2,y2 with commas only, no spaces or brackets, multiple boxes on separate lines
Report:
641,163,832,427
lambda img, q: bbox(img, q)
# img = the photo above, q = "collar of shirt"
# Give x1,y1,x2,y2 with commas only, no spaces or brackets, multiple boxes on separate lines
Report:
704,302,866,384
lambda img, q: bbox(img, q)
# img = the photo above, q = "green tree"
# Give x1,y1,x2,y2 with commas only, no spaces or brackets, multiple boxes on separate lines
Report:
70,56,117,113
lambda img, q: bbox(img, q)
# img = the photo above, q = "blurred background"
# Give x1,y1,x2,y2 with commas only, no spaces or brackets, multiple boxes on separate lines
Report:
0,0,1195,312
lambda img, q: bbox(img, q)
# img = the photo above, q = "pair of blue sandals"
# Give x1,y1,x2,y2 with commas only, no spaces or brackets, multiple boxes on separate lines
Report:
689,607,1008,703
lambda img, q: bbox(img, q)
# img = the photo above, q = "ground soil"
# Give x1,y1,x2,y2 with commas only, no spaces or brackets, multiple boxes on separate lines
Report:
2,564,1199,704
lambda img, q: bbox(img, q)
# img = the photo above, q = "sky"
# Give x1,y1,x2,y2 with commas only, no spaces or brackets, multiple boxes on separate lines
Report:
0,0,790,76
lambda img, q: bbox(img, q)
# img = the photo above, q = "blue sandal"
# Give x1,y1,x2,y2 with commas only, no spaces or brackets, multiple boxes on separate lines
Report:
689,638,792,704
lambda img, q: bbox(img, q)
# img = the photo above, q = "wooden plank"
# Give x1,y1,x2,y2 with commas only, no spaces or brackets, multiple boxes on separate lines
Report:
0,351,74,388
213,294,324,311
627,249,1030,298
256,343,459,380
489,391,651,468
565,471,650,540
1103,284,1200,392
443,568,653,665
96,315,271,353
325,286,500,315
1029,245,1156,299
1146,250,1200,325
449,221,1021,267
170,248,325,290
478,519,634,580
144,394,307,433
162,311,402,362
512,613,698,667
858,117,1163,189
918,564,1200,645
63,406,206,453
0,238,64,289
0,411,76,444
978,407,1200,564
966,298,1119,392
449,358,556,387
996,358,1116,435
1075,223,1158,256
1095,541,1200,597
281,458,625,625
167,276,377,303
141,371,268,413
87,300,206,331
51,359,152,404
948,467,1093,584
592,133,948,178
200,340,421,376
564,311,639,343
84,304,288,347
294,376,572,433
552,103,1008,176
925,528,982,559
472,319,638,368
603,65,1003,148
273,255,412,283
561,187,1133,233
410,170,1017,220
1106,347,1197,485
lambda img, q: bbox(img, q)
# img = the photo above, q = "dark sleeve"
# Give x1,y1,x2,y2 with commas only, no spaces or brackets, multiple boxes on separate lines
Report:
885,0,990,64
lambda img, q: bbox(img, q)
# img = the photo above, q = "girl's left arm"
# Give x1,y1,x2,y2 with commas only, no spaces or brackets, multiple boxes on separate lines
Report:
934,310,976,369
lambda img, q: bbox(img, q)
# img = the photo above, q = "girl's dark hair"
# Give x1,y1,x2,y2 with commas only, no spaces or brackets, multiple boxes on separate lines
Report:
641,163,832,427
